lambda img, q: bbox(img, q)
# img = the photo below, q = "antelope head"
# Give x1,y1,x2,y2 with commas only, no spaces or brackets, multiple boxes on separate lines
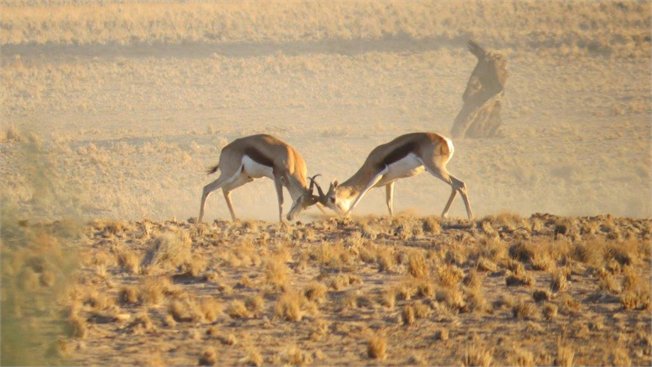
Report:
286,174,323,220
313,179,350,216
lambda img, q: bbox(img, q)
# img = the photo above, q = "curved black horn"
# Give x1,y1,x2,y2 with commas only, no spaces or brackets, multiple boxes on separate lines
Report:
309,175,326,199
308,174,321,192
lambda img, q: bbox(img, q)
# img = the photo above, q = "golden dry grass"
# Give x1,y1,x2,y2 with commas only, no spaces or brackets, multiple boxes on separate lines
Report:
22,214,646,366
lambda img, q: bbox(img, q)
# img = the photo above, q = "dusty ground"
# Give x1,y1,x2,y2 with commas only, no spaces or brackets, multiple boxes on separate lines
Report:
1,1,651,366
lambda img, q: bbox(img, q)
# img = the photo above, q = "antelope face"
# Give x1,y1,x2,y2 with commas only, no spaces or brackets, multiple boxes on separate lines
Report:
319,181,349,216
286,193,319,221
286,174,322,221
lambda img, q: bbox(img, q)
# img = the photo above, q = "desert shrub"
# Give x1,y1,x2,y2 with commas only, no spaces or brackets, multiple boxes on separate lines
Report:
274,290,305,322
244,294,265,316
367,335,387,360
512,301,538,320
311,242,355,271
264,256,290,289
402,305,416,325
435,328,449,341
141,231,192,275
509,348,535,367
283,345,313,366
465,287,488,313
304,282,328,304
226,300,251,319
555,343,575,367
422,216,442,234
533,290,551,303
436,287,466,312
550,271,569,293
543,303,558,320
438,264,465,287
198,348,217,366
407,251,429,278
463,344,493,367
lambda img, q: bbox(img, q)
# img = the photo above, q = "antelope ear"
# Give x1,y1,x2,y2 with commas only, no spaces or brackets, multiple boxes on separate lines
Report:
333,180,339,187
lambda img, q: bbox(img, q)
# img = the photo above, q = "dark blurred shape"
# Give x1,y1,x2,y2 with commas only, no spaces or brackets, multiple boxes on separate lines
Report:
450,40,508,138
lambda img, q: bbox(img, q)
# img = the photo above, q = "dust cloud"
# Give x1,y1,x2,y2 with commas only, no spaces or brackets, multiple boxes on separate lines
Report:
1,1,650,221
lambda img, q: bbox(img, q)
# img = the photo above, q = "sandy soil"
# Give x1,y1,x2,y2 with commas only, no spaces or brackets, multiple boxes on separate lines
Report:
1,1,651,366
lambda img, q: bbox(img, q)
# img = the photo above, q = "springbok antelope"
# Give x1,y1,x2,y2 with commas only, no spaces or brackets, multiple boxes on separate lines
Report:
198,134,321,223
314,132,473,219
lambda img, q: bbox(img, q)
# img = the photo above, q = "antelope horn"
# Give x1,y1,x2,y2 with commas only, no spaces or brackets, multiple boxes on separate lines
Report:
308,174,321,193
310,176,326,201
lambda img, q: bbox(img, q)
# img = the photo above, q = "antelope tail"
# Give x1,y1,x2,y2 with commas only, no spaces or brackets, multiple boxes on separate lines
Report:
206,164,219,175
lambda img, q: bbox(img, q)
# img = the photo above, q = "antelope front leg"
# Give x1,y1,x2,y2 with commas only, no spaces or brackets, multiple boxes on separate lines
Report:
273,176,285,223
441,187,457,218
450,175,473,220
385,182,395,217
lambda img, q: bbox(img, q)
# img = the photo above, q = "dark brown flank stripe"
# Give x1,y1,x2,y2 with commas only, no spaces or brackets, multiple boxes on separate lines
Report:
377,141,419,171
243,147,275,168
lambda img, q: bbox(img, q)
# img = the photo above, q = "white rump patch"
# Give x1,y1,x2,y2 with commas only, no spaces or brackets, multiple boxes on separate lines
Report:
442,135,455,163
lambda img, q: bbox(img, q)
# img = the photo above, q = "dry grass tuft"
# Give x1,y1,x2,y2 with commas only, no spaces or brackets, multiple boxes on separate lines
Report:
141,231,192,275
274,290,304,322
367,335,387,360
512,301,538,320
243,348,264,367
510,348,535,367
402,305,416,326
555,343,575,367
66,315,87,339
312,242,355,271
463,344,493,367
550,271,569,293
533,290,551,303
380,288,396,309
422,216,442,234
199,297,221,322
476,257,498,272
376,247,395,272
620,290,651,310
505,270,534,287
415,280,435,298
118,286,140,306
244,294,265,316
138,276,177,306
264,256,290,289
284,345,313,366
609,347,632,367
116,247,141,274
463,269,484,289
303,282,328,304
465,287,488,313
167,297,202,323
407,251,429,278
226,300,251,319
198,348,217,366
219,333,238,346
438,264,464,288
435,328,449,341
436,287,466,312
126,313,154,335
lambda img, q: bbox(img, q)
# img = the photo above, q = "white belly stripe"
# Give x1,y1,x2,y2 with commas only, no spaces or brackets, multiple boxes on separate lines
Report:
242,155,274,179
375,153,425,187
